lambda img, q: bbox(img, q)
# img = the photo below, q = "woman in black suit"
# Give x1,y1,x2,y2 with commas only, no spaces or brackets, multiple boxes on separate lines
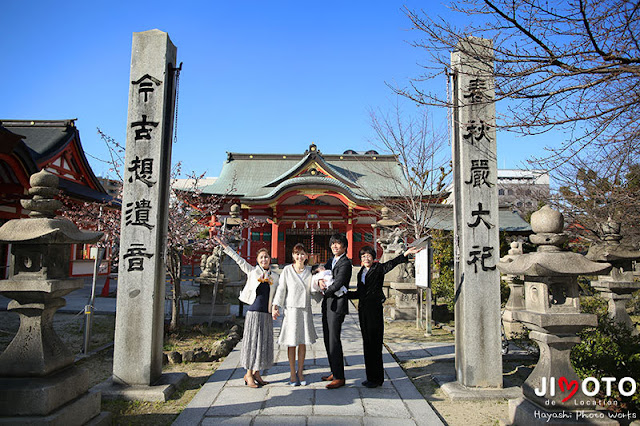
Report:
348,245,421,388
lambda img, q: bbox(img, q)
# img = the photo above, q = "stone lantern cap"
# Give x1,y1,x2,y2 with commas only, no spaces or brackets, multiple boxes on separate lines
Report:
376,206,401,227
497,205,611,276
585,218,640,264
0,170,102,245
225,203,242,226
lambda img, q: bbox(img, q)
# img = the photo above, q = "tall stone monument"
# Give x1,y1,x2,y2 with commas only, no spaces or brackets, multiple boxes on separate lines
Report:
451,37,502,387
0,170,109,424
111,30,183,393
498,205,613,425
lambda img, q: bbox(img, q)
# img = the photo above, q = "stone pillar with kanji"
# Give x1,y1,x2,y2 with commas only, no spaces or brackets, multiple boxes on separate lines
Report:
110,30,184,394
451,36,502,388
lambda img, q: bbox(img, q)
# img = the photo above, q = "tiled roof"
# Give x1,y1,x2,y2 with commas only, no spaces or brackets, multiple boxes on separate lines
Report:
1,119,108,202
201,147,432,201
424,205,532,232
2,120,77,163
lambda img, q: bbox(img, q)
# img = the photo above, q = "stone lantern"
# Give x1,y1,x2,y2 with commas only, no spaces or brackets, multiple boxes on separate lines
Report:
499,241,525,339
498,205,612,425
0,170,109,424
586,218,640,335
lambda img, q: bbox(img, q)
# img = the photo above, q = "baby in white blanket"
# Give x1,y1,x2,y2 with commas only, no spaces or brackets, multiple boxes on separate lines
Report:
311,264,347,297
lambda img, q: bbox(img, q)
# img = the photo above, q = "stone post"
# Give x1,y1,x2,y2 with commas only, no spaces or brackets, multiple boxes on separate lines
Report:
498,205,612,425
0,170,109,424
500,241,525,339
586,219,640,335
451,36,502,387
110,30,186,396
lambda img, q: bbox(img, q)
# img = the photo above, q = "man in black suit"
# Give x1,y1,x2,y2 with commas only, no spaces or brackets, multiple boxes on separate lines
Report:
320,233,352,389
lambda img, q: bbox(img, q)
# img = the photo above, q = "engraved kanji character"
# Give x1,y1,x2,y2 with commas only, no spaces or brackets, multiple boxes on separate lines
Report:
465,159,492,187
131,74,162,102
128,156,155,187
123,243,154,272
130,115,159,141
467,245,497,273
125,199,154,229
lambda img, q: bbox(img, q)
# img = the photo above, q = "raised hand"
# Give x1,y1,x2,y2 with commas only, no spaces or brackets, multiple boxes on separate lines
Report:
404,246,423,257
213,234,228,247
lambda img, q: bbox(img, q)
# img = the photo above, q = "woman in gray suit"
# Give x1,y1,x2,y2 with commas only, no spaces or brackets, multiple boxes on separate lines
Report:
214,235,278,388
272,243,318,386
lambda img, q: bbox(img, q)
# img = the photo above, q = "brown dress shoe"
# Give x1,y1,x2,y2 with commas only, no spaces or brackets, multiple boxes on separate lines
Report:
321,374,334,381
326,379,346,389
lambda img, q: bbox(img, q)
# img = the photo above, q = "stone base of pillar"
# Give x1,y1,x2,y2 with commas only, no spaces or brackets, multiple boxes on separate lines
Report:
94,372,188,402
505,397,617,425
434,374,520,401
0,365,110,425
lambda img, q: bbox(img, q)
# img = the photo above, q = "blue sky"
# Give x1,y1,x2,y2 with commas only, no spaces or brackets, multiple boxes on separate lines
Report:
1,1,549,178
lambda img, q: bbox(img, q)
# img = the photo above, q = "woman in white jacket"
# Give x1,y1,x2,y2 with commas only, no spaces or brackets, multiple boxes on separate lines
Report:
272,243,318,386
214,235,278,388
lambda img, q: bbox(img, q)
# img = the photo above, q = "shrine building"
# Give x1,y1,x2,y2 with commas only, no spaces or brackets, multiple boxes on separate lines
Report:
0,119,112,278
201,143,443,266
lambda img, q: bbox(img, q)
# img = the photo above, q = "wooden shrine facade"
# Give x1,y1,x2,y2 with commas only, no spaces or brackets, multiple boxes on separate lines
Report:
201,143,429,266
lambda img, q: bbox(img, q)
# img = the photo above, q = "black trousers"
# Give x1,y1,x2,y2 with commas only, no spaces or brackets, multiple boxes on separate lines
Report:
359,302,384,384
322,307,346,380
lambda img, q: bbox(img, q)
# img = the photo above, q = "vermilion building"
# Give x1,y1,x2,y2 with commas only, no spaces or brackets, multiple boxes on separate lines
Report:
0,119,112,278
201,143,532,267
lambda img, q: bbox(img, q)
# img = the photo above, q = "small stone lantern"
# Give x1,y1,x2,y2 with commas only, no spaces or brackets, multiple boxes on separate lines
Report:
586,218,640,335
498,205,612,424
0,170,107,423
499,241,525,339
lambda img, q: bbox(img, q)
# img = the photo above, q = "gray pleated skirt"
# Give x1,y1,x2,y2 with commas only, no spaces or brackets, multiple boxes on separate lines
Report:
240,311,274,371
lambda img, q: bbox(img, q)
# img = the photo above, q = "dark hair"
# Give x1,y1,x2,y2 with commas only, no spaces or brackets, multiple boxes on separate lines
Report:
311,264,322,275
256,248,270,258
329,233,348,248
359,246,376,258
292,243,309,264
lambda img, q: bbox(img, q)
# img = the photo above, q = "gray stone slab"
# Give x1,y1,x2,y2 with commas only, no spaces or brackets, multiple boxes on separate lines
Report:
253,416,308,425
363,418,417,426
313,386,364,416
206,386,267,417
383,349,444,426
0,365,89,416
201,417,255,425
308,416,362,426
361,388,411,418
262,387,314,416
0,389,101,426
423,345,454,357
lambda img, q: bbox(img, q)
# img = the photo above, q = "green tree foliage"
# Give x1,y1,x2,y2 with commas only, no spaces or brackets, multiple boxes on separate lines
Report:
557,162,640,246
573,295,640,412
431,229,455,312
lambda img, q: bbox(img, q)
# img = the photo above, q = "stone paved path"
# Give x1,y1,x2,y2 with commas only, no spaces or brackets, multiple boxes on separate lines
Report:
173,302,444,425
